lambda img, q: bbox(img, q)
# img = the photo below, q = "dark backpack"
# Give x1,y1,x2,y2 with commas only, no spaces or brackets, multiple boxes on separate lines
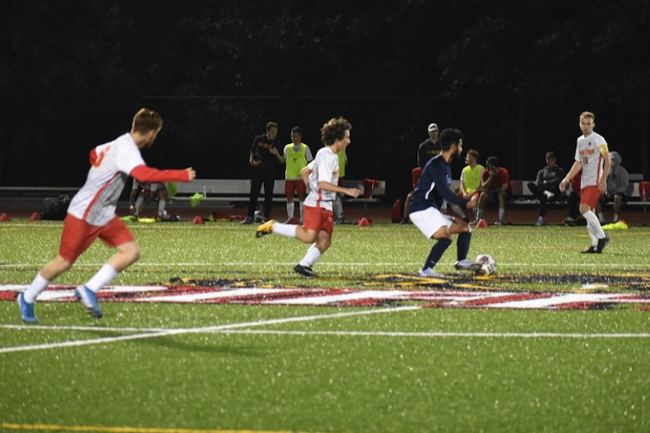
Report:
41,194,71,220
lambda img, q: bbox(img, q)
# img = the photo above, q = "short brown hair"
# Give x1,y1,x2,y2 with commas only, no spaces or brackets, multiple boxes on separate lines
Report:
321,117,352,146
132,108,163,133
266,122,278,131
580,111,595,122
467,149,479,160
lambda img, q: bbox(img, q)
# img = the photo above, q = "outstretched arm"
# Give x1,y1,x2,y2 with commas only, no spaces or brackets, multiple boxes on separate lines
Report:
130,166,196,183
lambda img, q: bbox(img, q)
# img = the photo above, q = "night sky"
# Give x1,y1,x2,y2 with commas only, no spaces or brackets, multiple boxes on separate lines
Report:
2,0,649,201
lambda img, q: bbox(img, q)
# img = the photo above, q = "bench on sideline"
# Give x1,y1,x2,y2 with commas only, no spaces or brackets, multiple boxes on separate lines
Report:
173,179,386,216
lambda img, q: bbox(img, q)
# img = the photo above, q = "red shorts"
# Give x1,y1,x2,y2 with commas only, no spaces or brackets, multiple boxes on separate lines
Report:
284,179,306,198
412,168,422,190
303,205,333,236
580,186,602,209
59,215,135,263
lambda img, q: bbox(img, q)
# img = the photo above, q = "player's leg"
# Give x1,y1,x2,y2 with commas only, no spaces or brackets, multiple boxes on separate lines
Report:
613,194,623,222
295,208,333,277
263,172,274,221
449,218,481,271
295,180,307,223
580,187,609,253
285,180,296,222
476,192,488,222
410,208,453,277
155,184,168,218
244,169,264,223
19,216,99,322
497,191,506,224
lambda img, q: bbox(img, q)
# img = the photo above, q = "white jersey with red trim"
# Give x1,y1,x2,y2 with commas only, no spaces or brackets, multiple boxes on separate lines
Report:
575,131,608,188
304,146,339,211
68,133,145,226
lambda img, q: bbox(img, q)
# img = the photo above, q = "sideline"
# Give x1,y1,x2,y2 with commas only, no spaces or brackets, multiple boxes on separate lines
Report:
0,422,324,433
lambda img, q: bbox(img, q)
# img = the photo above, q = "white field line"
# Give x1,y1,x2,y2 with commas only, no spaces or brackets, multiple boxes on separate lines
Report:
219,329,650,339
2,262,650,268
0,306,420,354
2,323,649,341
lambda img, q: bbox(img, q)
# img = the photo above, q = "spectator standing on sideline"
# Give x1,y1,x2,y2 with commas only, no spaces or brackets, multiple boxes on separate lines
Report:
242,122,285,224
333,147,347,224
409,128,481,278
527,151,565,226
560,111,611,253
460,149,484,223
476,156,511,225
597,151,629,224
283,126,313,224
255,117,360,277
401,123,441,223
17,109,196,322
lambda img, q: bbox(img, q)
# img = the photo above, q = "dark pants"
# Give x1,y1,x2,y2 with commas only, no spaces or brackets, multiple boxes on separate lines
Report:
527,182,561,217
247,165,275,219
566,192,580,219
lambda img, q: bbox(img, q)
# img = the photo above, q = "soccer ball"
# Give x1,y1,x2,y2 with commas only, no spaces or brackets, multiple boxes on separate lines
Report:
475,254,497,276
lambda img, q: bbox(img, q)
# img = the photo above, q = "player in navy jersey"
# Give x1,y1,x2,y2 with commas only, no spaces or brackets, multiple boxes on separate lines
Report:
409,128,481,278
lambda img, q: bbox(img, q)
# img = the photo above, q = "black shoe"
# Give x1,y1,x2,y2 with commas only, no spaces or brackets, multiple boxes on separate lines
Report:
581,246,599,254
240,217,254,225
596,236,610,253
294,264,318,277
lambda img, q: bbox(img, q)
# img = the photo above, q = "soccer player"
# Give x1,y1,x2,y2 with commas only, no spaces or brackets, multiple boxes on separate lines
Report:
460,149,484,223
560,111,611,253
255,117,361,277
17,109,196,322
476,156,511,225
409,128,481,278
283,126,313,224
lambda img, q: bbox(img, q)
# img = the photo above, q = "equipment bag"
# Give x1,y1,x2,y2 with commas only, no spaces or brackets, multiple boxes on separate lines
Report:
41,194,71,220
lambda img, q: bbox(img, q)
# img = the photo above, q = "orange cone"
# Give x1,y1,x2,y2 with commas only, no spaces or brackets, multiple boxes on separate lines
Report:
0,213,10,222
30,212,42,221
476,218,489,228
192,216,204,225
358,217,371,227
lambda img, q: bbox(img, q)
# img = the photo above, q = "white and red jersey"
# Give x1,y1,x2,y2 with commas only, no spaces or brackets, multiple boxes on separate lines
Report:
68,133,189,226
575,131,608,188
304,146,339,211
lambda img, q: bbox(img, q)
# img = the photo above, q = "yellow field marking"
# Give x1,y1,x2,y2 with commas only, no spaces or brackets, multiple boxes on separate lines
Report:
0,422,331,433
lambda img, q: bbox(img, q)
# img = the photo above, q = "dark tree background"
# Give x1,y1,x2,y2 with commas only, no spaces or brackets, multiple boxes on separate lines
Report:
1,0,649,201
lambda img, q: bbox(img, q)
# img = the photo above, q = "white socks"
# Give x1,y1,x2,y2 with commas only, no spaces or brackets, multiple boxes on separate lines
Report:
158,199,166,215
85,264,118,293
299,245,322,267
134,196,144,215
498,208,505,222
583,210,606,246
273,223,297,238
287,202,295,219
24,273,50,303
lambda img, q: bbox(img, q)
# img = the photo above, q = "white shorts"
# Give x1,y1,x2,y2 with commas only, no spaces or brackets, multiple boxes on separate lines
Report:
410,207,454,239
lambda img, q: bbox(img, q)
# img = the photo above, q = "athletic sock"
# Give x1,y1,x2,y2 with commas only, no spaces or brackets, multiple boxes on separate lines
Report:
287,202,295,220
424,238,452,270
158,199,166,215
299,201,304,221
498,208,505,222
333,197,343,219
450,203,466,219
24,273,50,303
85,264,118,293
476,208,484,220
134,196,144,215
456,232,472,261
299,245,322,267
583,210,606,245
272,223,298,238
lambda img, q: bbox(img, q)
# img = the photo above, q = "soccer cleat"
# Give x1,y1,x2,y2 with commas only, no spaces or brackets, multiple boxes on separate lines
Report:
255,219,276,238
17,293,37,323
535,217,546,226
596,236,610,253
240,217,254,225
334,216,346,224
581,246,598,254
74,286,103,319
418,268,445,278
454,259,482,272
294,264,318,277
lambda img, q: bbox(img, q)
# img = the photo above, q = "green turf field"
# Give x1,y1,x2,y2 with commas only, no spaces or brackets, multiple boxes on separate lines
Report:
1,220,649,433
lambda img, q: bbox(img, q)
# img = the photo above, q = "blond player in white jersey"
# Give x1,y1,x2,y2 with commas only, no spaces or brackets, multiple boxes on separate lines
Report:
255,117,361,277
560,111,611,253
17,109,196,322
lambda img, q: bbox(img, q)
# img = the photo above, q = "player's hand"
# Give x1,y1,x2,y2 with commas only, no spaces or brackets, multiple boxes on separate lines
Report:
269,147,279,156
185,167,196,181
347,188,361,198
559,179,568,192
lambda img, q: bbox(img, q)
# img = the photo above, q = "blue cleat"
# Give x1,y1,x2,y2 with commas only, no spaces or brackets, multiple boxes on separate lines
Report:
17,293,38,323
74,286,103,319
